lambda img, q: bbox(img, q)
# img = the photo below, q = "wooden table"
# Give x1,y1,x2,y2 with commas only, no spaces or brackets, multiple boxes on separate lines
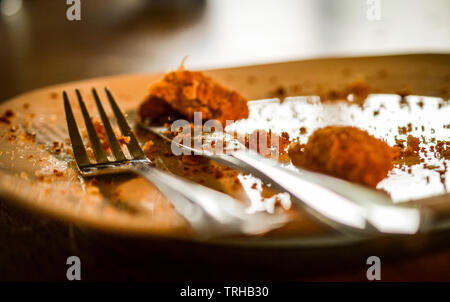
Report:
1,199,450,281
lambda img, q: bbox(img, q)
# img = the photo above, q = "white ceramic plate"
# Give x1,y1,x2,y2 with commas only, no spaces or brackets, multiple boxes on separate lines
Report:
0,54,449,247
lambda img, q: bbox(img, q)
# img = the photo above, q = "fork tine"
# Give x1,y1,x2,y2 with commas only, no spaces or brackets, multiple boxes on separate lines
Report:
76,89,109,164
92,88,127,161
105,87,145,159
63,91,91,167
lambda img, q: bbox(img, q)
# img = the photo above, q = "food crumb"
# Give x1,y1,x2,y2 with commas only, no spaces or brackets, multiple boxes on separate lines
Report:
181,154,202,165
53,169,64,177
0,109,15,124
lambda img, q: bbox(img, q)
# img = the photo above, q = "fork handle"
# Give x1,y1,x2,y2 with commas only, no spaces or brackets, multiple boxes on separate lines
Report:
130,163,287,238
210,150,422,235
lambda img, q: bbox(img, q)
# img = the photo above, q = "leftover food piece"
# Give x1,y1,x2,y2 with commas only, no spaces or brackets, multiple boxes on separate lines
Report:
83,120,131,152
345,79,371,102
242,130,291,162
405,135,421,155
0,109,15,124
181,154,202,165
322,79,371,104
51,141,64,154
142,140,156,155
393,134,422,166
436,140,450,159
139,67,249,126
288,126,394,188
398,123,413,135
270,86,287,98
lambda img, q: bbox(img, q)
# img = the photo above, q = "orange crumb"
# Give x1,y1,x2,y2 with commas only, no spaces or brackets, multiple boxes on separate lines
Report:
0,109,15,124
118,135,131,145
53,169,64,177
322,79,371,104
242,130,290,162
436,140,450,159
405,135,420,155
143,140,156,155
181,154,202,165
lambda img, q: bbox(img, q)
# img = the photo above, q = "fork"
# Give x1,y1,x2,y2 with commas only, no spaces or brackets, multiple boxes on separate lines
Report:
140,119,426,235
63,88,288,238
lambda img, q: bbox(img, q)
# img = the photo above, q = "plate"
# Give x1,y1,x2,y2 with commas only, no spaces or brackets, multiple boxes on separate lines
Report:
0,53,449,247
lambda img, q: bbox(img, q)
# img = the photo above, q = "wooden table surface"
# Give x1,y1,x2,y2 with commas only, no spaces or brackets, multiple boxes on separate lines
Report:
0,0,449,281
1,199,450,282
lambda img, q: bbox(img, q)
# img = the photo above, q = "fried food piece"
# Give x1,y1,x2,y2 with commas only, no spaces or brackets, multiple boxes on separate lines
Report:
288,126,394,188
139,68,249,126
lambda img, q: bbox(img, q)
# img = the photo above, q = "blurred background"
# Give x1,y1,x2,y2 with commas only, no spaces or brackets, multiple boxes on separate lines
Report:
0,0,449,101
